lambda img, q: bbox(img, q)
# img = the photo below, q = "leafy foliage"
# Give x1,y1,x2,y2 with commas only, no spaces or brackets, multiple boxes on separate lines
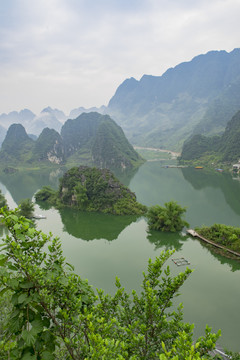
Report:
0,189,7,209
34,186,56,203
147,201,189,232
35,166,147,215
18,199,35,218
195,223,240,253
0,208,220,359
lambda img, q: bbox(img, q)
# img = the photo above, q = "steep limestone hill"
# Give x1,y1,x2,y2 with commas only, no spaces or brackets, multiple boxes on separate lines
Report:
61,112,143,170
32,128,65,164
107,48,240,150
0,124,34,163
0,113,143,171
35,166,147,215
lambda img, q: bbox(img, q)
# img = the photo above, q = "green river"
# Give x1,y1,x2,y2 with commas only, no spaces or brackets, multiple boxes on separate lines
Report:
1,161,240,351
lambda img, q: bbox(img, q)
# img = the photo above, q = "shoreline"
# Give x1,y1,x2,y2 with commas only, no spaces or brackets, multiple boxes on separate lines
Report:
133,146,181,158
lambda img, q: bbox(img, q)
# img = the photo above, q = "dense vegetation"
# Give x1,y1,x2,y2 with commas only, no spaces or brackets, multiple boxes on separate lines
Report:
180,110,240,165
31,128,65,164
35,166,147,215
0,208,221,359
0,112,144,171
0,189,7,208
0,124,34,164
195,223,240,254
147,201,189,232
18,198,35,219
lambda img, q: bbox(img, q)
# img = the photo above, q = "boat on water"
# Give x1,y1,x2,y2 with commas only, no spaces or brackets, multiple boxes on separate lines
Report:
195,166,203,169
33,214,46,219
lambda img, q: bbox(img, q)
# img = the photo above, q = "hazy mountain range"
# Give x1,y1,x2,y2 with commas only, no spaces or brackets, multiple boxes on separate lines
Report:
0,112,143,171
1,48,240,151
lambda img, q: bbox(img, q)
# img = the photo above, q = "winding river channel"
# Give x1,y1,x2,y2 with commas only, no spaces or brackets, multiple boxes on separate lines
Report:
1,161,240,351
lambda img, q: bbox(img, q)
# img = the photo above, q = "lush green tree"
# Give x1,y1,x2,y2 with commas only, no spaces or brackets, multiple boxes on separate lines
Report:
34,186,56,203
0,190,7,209
18,198,35,218
147,201,189,232
73,183,89,210
195,223,240,253
0,208,220,359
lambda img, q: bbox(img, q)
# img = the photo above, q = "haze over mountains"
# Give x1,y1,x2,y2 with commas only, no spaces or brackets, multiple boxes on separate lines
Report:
1,48,240,151
0,113,142,171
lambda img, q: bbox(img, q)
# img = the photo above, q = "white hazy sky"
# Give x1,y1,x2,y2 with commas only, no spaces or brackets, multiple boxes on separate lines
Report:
0,0,239,115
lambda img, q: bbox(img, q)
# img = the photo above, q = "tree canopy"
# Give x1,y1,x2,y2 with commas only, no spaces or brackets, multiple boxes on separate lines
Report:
0,208,220,359
18,198,35,218
147,201,189,232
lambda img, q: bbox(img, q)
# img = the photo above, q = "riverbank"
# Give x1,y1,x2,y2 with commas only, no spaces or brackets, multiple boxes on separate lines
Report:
187,227,240,261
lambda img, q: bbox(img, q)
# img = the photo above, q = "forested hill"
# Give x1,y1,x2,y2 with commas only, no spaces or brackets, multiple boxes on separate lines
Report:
0,124,34,163
35,166,147,215
107,48,240,151
180,110,240,163
0,112,143,171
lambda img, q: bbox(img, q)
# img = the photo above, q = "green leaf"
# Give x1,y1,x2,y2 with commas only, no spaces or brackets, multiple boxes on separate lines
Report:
18,293,28,304
13,223,21,231
20,281,34,289
9,278,19,288
31,318,44,334
0,287,8,296
7,263,18,271
11,293,19,305
41,351,54,360
22,351,37,360
0,254,7,266
8,214,19,222
66,262,74,271
9,316,22,332
27,228,36,237
22,328,37,346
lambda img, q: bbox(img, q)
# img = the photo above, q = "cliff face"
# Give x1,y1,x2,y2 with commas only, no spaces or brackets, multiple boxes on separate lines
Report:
32,128,65,164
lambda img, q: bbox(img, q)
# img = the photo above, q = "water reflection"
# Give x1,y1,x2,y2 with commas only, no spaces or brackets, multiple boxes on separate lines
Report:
190,236,240,272
181,167,240,215
147,230,186,251
112,166,141,187
59,208,139,241
0,168,65,204
0,165,139,205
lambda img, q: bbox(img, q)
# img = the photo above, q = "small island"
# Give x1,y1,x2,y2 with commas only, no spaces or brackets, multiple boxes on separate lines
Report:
35,166,147,216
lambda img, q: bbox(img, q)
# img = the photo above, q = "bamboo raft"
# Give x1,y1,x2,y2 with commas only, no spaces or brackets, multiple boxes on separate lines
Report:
187,229,240,258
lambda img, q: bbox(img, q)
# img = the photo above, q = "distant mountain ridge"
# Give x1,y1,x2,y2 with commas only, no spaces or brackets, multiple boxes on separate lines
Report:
0,112,143,171
107,48,240,150
0,106,107,138
1,48,240,151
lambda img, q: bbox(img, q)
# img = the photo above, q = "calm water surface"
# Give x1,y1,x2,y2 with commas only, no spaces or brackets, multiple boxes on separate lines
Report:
1,162,240,351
